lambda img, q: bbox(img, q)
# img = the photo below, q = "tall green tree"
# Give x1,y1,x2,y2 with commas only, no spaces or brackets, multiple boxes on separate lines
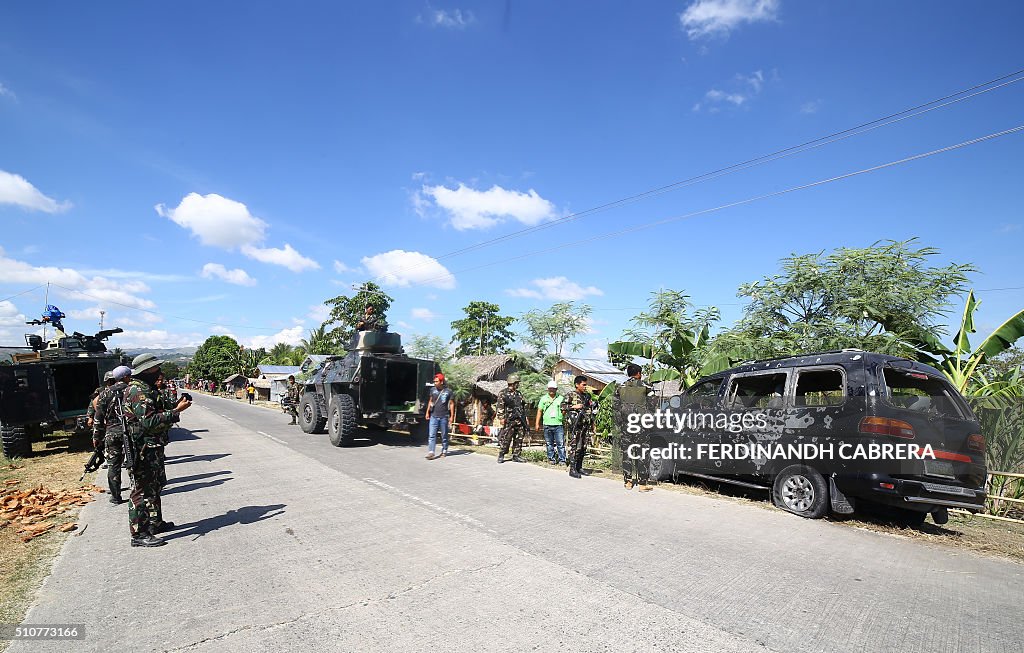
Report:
450,301,516,357
406,334,451,362
188,335,241,382
321,281,394,348
717,239,974,359
520,301,592,369
301,325,334,355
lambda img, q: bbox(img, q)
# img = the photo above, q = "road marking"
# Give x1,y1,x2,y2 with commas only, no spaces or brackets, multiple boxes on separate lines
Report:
363,478,497,534
257,430,286,444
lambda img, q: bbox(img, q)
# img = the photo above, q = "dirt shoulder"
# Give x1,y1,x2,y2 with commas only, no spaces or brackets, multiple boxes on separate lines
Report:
0,433,103,627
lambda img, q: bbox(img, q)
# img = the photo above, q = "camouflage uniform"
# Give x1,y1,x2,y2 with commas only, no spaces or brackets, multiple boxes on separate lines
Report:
122,378,179,540
495,387,528,457
615,377,652,487
285,381,301,424
563,389,596,475
94,380,130,501
151,388,175,523
86,387,102,430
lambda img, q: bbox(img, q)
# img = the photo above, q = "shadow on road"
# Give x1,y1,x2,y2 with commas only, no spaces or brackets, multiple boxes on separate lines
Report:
170,428,202,441
161,504,287,541
165,453,232,465
163,478,232,496
165,470,232,486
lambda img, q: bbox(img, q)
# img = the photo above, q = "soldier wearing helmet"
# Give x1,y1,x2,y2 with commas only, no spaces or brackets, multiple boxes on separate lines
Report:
495,374,528,464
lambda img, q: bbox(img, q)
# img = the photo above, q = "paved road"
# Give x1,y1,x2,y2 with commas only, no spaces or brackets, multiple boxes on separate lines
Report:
10,393,1023,653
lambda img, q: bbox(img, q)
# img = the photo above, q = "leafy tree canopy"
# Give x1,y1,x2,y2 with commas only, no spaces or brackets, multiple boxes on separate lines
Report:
406,334,451,362
450,301,516,357
520,301,592,370
188,335,242,382
322,281,394,348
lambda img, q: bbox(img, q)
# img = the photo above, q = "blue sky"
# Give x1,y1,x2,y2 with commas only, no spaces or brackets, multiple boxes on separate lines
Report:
1,1,1022,358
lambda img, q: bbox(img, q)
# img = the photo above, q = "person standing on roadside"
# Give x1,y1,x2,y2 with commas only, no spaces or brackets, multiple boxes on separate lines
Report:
93,366,132,504
535,380,566,466
563,376,596,479
424,373,455,460
122,353,192,548
495,375,528,464
285,375,301,425
246,382,256,405
616,363,654,492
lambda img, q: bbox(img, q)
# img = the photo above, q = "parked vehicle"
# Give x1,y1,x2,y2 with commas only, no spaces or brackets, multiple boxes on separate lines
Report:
297,330,439,446
0,326,126,458
646,350,987,524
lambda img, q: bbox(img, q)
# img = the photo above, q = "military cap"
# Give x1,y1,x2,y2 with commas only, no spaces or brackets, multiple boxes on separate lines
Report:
103,370,114,381
131,352,164,375
507,374,520,385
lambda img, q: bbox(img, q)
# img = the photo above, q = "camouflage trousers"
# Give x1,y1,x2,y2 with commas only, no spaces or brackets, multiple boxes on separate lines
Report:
128,446,164,538
621,431,651,485
104,432,125,496
567,427,590,472
498,424,526,456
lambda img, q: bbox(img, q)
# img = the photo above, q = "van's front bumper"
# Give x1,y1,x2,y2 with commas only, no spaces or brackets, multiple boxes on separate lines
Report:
837,473,986,512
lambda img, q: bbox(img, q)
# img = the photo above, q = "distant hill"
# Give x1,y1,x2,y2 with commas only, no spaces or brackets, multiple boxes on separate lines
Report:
121,347,196,362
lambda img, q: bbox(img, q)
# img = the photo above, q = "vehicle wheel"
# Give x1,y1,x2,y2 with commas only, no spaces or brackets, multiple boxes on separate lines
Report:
328,394,357,447
411,421,429,444
892,508,928,526
299,394,326,434
772,465,829,519
648,438,675,482
1,424,32,459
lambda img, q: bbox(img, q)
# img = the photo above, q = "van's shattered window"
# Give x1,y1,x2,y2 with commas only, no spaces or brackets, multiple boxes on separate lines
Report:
795,369,844,406
883,368,966,419
727,373,787,409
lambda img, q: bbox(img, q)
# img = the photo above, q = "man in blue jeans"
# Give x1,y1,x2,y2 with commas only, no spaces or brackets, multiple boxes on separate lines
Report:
425,373,455,460
535,380,566,465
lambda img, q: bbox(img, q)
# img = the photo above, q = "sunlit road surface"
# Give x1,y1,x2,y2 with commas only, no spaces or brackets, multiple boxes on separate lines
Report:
11,392,1023,653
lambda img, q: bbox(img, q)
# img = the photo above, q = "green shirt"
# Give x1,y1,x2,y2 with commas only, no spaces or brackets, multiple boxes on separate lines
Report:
537,394,564,426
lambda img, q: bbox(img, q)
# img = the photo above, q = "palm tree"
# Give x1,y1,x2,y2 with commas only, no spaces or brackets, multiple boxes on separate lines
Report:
301,325,333,355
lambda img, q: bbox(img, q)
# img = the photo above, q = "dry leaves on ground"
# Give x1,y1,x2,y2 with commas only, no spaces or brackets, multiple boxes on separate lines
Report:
0,485,100,542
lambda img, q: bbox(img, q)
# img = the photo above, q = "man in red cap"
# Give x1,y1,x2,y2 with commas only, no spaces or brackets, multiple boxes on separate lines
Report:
424,373,455,460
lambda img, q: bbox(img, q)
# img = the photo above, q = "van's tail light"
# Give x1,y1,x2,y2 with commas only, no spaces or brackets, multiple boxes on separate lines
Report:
859,417,915,439
967,434,985,453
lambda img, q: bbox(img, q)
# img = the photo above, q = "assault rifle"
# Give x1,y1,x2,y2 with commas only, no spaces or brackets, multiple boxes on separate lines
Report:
117,392,138,496
80,442,105,481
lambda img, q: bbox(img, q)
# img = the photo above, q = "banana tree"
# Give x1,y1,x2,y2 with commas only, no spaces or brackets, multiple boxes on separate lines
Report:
608,322,728,387
904,291,1024,395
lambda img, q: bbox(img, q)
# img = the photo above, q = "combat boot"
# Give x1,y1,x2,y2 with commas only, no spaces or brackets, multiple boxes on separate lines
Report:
130,533,166,547
568,468,581,479
496,454,505,464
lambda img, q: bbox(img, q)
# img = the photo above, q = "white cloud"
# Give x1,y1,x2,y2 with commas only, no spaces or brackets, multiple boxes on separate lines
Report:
240,244,320,272
156,192,320,272
395,321,414,330
507,277,604,301
411,308,436,321
155,193,267,249
0,300,27,327
114,329,204,350
998,224,1021,234
308,304,331,323
420,8,474,28
333,260,353,274
800,99,822,114
244,325,305,350
680,0,779,40
417,183,557,230
201,263,257,286
693,70,768,113
0,170,72,213
0,248,155,310
0,83,15,100
361,250,456,289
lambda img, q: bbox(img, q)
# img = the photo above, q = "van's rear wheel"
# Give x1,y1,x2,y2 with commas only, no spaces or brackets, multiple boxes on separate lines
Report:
648,438,674,482
1,424,32,459
328,394,357,447
299,394,326,434
773,465,829,519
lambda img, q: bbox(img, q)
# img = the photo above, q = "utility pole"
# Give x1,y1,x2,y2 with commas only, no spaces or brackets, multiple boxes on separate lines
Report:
99,310,105,331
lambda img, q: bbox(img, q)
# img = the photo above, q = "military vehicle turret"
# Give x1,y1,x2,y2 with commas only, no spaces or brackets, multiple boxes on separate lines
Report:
0,306,126,458
297,330,439,446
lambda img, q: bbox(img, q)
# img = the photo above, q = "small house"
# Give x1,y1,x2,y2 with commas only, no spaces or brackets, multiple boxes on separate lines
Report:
552,357,628,393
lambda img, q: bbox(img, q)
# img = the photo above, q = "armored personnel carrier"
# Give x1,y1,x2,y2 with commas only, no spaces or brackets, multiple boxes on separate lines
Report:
297,330,439,446
0,307,126,458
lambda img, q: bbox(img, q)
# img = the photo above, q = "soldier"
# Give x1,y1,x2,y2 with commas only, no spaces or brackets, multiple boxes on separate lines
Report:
285,375,301,425
93,366,132,504
122,353,192,548
616,363,654,492
151,372,175,525
494,374,527,464
356,304,385,331
86,372,115,430
563,375,597,479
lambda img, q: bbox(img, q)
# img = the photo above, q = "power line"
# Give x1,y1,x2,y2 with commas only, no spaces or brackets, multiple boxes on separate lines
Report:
375,68,1024,282
0,284,46,305
408,123,1024,287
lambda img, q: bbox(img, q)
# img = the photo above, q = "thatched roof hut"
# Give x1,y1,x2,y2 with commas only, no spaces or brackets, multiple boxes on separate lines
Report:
454,354,519,398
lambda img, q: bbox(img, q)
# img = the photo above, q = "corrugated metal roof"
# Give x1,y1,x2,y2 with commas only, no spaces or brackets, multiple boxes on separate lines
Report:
258,365,301,375
589,372,629,385
560,358,625,375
